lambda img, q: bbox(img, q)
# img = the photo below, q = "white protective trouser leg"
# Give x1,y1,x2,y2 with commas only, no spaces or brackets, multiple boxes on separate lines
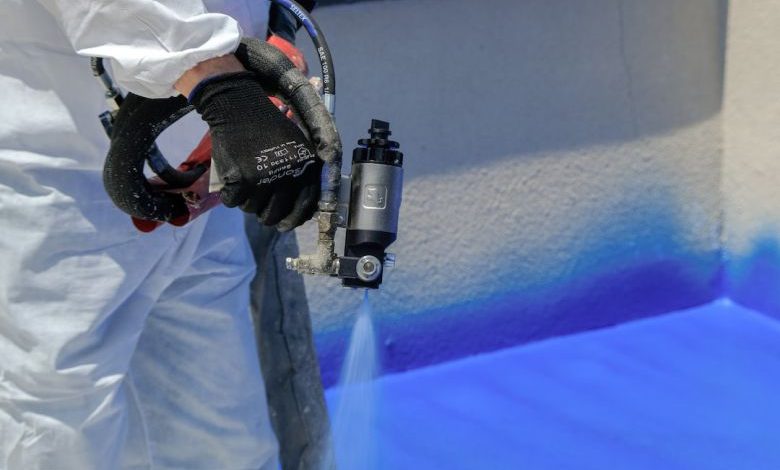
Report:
0,200,279,470
0,1,279,468
125,207,279,470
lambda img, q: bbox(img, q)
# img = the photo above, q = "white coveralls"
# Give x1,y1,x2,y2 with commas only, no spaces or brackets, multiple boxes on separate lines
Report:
0,1,281,468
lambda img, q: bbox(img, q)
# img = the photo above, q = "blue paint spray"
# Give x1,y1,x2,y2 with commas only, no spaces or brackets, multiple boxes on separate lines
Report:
326,290,380,469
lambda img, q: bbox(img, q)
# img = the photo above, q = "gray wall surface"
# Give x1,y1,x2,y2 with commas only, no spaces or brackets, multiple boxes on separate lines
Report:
294,0,728,375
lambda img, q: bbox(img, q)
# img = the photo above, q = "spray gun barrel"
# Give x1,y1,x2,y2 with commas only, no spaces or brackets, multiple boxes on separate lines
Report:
339,120,403,288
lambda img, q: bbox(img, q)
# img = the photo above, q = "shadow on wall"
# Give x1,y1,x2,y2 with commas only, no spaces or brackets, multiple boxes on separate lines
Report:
304,0,729,180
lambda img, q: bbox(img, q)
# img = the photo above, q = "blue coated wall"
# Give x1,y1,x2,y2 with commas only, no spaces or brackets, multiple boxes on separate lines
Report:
299,0,729,385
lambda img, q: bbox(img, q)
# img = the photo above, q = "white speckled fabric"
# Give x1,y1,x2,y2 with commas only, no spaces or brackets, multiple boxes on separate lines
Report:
34,0,268,98
0,1,278,468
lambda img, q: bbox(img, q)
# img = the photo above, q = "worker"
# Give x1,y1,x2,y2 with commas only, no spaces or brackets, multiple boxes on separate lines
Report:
0,0,326,468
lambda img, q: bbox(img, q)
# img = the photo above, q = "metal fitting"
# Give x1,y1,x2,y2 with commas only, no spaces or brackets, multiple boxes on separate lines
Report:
316,210,341,233
356,255,382,282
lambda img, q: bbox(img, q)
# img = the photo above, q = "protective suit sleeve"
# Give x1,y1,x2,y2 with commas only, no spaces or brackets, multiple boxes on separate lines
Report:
35,0,242,98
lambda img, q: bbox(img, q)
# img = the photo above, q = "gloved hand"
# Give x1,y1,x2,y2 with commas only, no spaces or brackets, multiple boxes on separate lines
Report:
190,71,322,230
129,36,317,233
103,38,341,231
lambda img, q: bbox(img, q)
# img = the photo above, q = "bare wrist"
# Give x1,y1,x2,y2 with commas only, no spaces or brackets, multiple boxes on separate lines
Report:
174,54,245,97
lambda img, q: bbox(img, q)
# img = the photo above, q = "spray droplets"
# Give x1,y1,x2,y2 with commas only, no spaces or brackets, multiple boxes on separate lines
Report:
327,290,380,470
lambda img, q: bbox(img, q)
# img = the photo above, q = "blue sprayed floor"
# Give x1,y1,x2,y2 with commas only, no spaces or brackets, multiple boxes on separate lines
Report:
326,300,780,469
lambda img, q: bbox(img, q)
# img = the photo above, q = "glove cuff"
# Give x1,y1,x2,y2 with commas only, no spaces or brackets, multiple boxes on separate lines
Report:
187,71,257,103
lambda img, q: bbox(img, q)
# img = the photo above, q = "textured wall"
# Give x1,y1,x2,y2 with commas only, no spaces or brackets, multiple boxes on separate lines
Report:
722,0,780,315
295,0,727,383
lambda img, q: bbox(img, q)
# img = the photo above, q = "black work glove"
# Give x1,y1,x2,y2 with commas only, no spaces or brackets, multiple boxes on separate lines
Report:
190,71,322,231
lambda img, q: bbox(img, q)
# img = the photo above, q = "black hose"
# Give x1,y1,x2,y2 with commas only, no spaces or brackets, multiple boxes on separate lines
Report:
145,144,207,189
91,58,196,185
102,94,193,221
90,57,124,109
90,57,105,76
268,0,317,43
269,0,335,100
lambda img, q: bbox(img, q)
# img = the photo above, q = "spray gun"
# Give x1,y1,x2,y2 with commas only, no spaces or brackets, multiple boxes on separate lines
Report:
338,119,403,288
288,119,403,288
94,0,403,289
